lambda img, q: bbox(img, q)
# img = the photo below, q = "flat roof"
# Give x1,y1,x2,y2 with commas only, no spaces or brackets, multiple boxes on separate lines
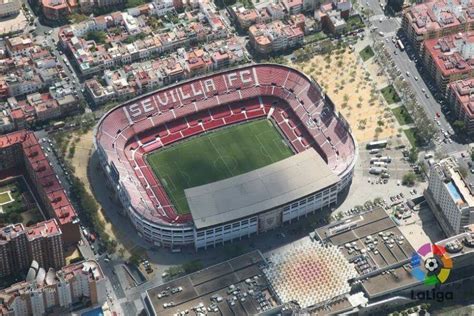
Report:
361,266,422,298
186,149,339,229
315,208,416,278
146,250,278,316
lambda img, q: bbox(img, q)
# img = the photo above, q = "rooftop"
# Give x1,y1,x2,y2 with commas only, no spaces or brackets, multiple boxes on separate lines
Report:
404,0,474,36
263,237,357,309
146,250,277,316
424,32,474,77
449,78,474,118
185,149,339,230
434,157,474,208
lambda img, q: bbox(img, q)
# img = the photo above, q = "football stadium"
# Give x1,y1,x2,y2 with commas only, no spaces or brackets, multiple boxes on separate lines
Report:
95,64,357,249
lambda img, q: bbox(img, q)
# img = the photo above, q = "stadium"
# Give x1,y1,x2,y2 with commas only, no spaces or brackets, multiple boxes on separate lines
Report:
95,64,357,249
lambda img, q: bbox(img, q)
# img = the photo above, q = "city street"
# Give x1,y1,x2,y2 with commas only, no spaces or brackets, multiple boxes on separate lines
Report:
362,2,468,156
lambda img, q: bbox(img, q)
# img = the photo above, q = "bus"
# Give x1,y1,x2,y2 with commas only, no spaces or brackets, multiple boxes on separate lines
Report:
397,39,405,51
366,140,388,150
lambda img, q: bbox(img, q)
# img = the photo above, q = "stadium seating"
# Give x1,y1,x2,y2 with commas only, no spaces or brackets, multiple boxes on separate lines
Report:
96,65,356,227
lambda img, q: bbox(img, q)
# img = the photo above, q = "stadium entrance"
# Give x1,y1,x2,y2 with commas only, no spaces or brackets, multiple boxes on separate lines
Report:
258,208,282,232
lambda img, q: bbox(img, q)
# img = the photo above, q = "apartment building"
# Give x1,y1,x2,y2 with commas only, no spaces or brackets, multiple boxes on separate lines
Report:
401,0,474,52
0,260,106,316
315,0,351,34
85,36,247,105
0,131,80,245
0,224,29,278
230,4,272,30
425,157,474,236
249,20,304,54
59,4,228,77
41,0,71,20
5,36,33,57
0,220,65,278
447,78,474,134
422,31,474,93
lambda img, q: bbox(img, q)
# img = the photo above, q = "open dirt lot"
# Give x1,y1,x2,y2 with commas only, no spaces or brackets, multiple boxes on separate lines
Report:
292,48,399,144
66,130,134,257
0,12,27,35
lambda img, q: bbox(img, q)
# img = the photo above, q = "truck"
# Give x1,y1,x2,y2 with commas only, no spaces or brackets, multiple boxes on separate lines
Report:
397,39,405,51
378,156,392,163
366,140,388,150
369,167,387,175
370,157,380,164
372,161,387,167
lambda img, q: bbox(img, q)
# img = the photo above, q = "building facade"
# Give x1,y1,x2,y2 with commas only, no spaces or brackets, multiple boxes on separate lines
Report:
0,260,106,316
425,157,474,236
0,220,65,278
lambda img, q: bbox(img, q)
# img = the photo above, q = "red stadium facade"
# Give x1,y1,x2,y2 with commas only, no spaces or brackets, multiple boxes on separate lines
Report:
95,64,357,249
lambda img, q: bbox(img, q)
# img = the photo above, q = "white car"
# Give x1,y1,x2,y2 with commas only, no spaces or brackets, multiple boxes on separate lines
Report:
406,71,410,77
415,76,419,81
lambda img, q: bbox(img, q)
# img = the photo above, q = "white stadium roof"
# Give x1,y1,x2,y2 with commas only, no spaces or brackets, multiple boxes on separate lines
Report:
185,148,340,229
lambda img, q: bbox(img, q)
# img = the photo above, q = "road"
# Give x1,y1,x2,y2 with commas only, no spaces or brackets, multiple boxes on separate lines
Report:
362,1,467,155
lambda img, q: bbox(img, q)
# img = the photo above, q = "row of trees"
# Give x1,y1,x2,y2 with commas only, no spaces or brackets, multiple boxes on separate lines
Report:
372,41,436,147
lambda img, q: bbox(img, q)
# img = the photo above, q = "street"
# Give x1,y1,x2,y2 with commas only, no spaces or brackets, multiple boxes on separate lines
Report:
363,1,467,156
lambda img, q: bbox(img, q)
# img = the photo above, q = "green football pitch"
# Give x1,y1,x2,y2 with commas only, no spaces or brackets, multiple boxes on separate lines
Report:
146,119,293,214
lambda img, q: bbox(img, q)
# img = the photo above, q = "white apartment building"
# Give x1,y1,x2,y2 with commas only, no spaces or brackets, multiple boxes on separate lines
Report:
0,260,106,316
426,158,474,236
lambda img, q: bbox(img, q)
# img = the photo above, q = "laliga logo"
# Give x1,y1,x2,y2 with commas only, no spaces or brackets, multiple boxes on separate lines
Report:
411,243,453,285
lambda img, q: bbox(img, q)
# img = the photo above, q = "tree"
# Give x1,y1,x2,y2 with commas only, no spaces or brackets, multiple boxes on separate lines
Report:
453,120,466,132
402,172,416,186
459,166,468,178
408,148,418,163
387,0,404,12
85,31,107,44
129,253,141,266
126,0,145,8
182,260,203,274
69,13,89,23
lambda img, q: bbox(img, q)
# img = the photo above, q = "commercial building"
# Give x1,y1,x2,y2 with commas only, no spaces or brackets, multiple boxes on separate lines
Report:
425,157,474,236
422,31,474,93
0,260,106,316
447,78,474,134
0,0,19,18
0,220,65,278
145,251,280,316
402,0,474,52
0,131,80,245
95,64,356,249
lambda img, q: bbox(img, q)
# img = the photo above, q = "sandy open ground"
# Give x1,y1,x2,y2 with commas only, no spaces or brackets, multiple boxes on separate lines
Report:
67,130,133,256
0,12,27,35
292,48,399,144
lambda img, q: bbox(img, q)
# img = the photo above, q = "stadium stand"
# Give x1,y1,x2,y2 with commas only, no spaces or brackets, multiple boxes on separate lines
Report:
95,64,357,249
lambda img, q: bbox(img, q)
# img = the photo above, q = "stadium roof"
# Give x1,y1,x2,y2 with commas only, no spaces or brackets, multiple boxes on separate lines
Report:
185,148,340,229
